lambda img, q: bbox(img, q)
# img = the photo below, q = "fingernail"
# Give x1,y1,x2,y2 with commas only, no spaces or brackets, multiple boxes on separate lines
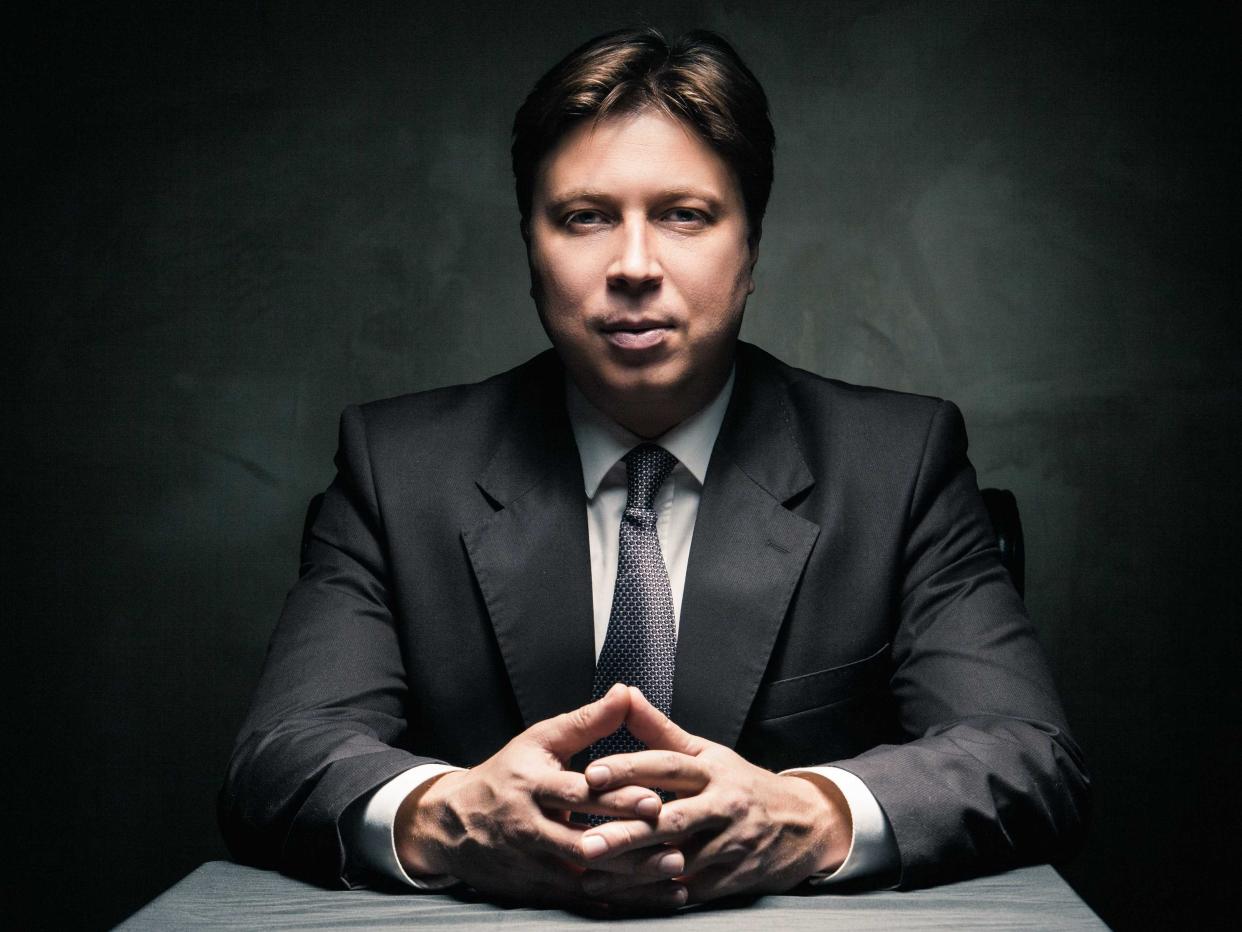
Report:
669,885,688,906
585,764,610,786
658,851,684,876
635,795,660,818
582,834,608,858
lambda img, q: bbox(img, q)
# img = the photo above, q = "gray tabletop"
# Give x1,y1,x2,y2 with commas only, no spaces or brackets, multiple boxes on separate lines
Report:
117,861,1106,930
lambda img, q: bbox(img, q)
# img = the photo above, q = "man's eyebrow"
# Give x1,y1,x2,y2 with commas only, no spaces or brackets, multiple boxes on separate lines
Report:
656,187,726,207
542,187,727,211
542,189,614,211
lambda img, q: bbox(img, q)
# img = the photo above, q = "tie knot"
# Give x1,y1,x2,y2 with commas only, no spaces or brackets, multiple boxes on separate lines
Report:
623,444,677,512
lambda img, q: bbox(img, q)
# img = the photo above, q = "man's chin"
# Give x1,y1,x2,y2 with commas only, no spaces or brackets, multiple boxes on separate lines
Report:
580,370,711,438
595,364,688,405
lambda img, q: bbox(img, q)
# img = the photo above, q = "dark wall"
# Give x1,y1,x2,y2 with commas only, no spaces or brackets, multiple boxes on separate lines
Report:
6,2,1237,928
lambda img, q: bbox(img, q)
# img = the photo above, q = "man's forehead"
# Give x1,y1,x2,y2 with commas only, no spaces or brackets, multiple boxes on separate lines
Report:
534,109,740,205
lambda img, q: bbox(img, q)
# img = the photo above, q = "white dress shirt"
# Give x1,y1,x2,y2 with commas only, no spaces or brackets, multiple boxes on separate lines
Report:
342,371,898,889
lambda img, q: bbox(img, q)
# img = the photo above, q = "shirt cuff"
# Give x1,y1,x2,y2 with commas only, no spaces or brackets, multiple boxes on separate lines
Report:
340,763,465,890
782,765,899,887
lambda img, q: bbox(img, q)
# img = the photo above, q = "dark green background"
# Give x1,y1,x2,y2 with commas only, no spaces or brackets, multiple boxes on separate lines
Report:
6,2,1238,929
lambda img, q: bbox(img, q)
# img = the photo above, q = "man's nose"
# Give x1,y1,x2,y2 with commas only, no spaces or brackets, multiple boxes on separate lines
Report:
606,219,662,292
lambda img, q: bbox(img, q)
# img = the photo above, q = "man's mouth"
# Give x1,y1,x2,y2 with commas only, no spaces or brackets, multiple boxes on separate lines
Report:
600,319,673,350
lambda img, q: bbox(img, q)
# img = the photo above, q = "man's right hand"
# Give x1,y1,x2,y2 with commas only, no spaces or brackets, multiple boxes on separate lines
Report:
393,683,686,909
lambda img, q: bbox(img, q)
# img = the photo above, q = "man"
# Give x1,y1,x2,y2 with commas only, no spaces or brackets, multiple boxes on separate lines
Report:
220,27,1089,911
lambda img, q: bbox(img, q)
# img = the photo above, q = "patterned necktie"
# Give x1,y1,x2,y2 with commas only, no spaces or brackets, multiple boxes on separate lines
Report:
588,443,679,766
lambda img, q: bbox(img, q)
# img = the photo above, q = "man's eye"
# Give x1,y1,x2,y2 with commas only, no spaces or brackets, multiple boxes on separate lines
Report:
565,210,607,227
664,208,707,225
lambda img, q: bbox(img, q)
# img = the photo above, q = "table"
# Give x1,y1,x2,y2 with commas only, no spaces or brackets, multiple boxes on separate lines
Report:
117,861,1106,929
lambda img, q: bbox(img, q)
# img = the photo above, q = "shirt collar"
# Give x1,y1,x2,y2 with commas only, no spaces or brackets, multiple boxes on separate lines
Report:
566,369,735,499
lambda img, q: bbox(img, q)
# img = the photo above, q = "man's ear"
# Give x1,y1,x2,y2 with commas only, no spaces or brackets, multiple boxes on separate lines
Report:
746,241,760,295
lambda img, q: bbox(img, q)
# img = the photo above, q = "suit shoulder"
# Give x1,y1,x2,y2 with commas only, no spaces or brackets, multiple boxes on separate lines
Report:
348,351,555,437
742,343,949,430
738,344,970,500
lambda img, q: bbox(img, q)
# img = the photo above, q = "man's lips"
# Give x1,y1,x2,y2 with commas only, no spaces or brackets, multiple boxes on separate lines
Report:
599,320,673,351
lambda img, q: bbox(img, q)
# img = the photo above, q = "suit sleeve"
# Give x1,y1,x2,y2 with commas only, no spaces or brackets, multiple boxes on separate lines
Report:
835,400,1090,889
218,404,444,888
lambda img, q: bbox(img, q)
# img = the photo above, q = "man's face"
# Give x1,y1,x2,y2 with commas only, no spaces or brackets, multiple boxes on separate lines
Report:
527,108,756,436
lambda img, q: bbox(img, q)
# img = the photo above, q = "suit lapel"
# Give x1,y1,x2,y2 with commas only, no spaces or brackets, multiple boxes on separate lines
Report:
461,356,596,729
459,345,820,745
672,347,821,748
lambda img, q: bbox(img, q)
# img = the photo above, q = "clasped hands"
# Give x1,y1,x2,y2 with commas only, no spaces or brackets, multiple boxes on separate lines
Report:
395,683,851,911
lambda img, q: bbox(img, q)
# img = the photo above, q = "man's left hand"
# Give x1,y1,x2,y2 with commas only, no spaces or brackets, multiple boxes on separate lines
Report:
576,686,853,904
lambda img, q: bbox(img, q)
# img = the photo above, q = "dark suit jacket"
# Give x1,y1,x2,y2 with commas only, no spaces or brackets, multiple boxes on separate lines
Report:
220,342,1089,891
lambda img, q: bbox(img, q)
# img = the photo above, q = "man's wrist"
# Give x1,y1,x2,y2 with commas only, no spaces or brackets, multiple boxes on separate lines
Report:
784,771,852,875
394,769,467,877
783,766,899,887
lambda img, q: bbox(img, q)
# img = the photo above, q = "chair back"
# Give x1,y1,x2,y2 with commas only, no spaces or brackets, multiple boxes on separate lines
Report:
980,488,1025,598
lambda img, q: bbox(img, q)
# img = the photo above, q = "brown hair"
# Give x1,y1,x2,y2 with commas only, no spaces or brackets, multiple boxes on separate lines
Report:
512,27,775,245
